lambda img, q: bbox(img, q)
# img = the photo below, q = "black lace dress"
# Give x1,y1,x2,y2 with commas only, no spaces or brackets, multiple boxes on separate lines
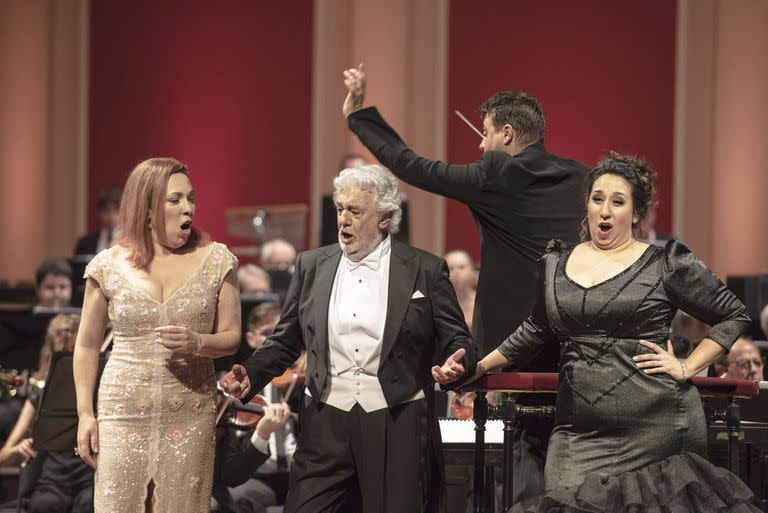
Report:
499,240,759,512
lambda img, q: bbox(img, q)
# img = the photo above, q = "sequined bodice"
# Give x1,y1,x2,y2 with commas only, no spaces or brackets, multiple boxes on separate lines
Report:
552,245,675,405
94,244,229,339
557,246,671,341
84,242,237,513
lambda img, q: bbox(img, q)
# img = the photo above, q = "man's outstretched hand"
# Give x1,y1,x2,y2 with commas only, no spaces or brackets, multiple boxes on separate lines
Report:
220,364,251,399
432,348,466,385
342,63,367,117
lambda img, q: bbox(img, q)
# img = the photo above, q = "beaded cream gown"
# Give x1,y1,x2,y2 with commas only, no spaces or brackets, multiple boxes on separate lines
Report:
84,242,237,513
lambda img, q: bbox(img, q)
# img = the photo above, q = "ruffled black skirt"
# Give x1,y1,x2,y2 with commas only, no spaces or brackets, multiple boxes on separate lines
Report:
509,453,761,513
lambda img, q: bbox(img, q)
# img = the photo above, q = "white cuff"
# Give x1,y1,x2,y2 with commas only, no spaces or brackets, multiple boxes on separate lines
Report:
249,432,270,454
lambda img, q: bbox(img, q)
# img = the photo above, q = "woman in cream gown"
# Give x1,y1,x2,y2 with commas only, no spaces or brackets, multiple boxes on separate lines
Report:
73,158,241,513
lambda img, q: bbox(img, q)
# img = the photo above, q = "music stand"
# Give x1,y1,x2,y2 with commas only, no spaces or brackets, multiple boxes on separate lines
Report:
0,307,80,371
0,284,36,304
31,352,107,452
266,270,293,294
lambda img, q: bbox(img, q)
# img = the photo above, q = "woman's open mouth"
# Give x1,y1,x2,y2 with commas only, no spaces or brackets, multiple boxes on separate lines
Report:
597,222,612,237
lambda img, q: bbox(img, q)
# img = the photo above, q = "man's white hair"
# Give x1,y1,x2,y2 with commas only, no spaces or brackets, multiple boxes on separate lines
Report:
332,164,403,234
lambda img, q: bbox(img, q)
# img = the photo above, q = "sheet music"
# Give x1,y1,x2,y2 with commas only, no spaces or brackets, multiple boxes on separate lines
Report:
439,418,504,444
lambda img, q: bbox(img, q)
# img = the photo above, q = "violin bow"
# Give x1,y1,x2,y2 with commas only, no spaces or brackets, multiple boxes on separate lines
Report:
282,373,299,405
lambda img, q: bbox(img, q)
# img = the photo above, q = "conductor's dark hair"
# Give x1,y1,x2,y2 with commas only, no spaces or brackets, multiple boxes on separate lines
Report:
479,91,546,146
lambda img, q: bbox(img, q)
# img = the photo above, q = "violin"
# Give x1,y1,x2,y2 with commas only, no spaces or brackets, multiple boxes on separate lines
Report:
449,391,475,420
229,394,269,430
216,372,300,430
449,391,501,420
271,352,307,392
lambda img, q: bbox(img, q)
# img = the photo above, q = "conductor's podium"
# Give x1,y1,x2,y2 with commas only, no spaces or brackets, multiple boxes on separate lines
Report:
459,373,763,513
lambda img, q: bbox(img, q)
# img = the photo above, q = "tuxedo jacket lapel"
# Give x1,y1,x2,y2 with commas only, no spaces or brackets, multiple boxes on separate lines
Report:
380,239,418,365
313,245,342,366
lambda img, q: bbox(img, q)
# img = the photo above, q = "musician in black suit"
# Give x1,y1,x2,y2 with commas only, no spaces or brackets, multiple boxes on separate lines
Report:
212,401,293,513
73,189,121,256
343,64,588,362
222,165,476,513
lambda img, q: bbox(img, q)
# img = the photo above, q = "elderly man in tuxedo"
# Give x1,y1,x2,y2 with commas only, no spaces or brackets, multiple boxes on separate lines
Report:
222,164,476,513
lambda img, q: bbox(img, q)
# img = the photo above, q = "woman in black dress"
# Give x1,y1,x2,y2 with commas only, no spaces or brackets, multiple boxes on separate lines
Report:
473,152,759,512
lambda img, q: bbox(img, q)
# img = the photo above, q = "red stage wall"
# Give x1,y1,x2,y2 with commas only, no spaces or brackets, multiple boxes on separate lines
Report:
446,0,676,260
88,1,313,248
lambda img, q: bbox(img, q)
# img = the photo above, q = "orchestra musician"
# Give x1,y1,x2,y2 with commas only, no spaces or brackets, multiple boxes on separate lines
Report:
0,314,93,513
212,302,299,513
212,382,294,513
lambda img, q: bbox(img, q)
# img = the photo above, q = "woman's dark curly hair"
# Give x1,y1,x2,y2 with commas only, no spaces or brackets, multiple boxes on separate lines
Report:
580,151,657,242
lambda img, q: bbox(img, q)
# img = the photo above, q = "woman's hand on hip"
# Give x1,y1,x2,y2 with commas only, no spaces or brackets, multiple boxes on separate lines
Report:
634,340,685,381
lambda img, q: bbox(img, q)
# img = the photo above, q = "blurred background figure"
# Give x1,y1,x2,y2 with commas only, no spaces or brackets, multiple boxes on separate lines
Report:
760,304,768,339
444,250,477,328
259,239,297,299
721,337,765,381
33,315,80,381
73,189,121,256
338,152,366,171
633,205,669,247
443,251,482,421
713,354,729,378
237,264,272,295
0,313,94,513
669,334,693,359
244,302,281,352
34,258,73,309
670,310,710,346
259,238,297,273
0,258,73,442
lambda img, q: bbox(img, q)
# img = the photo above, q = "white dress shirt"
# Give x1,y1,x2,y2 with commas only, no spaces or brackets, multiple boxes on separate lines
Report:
312,236,424,412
